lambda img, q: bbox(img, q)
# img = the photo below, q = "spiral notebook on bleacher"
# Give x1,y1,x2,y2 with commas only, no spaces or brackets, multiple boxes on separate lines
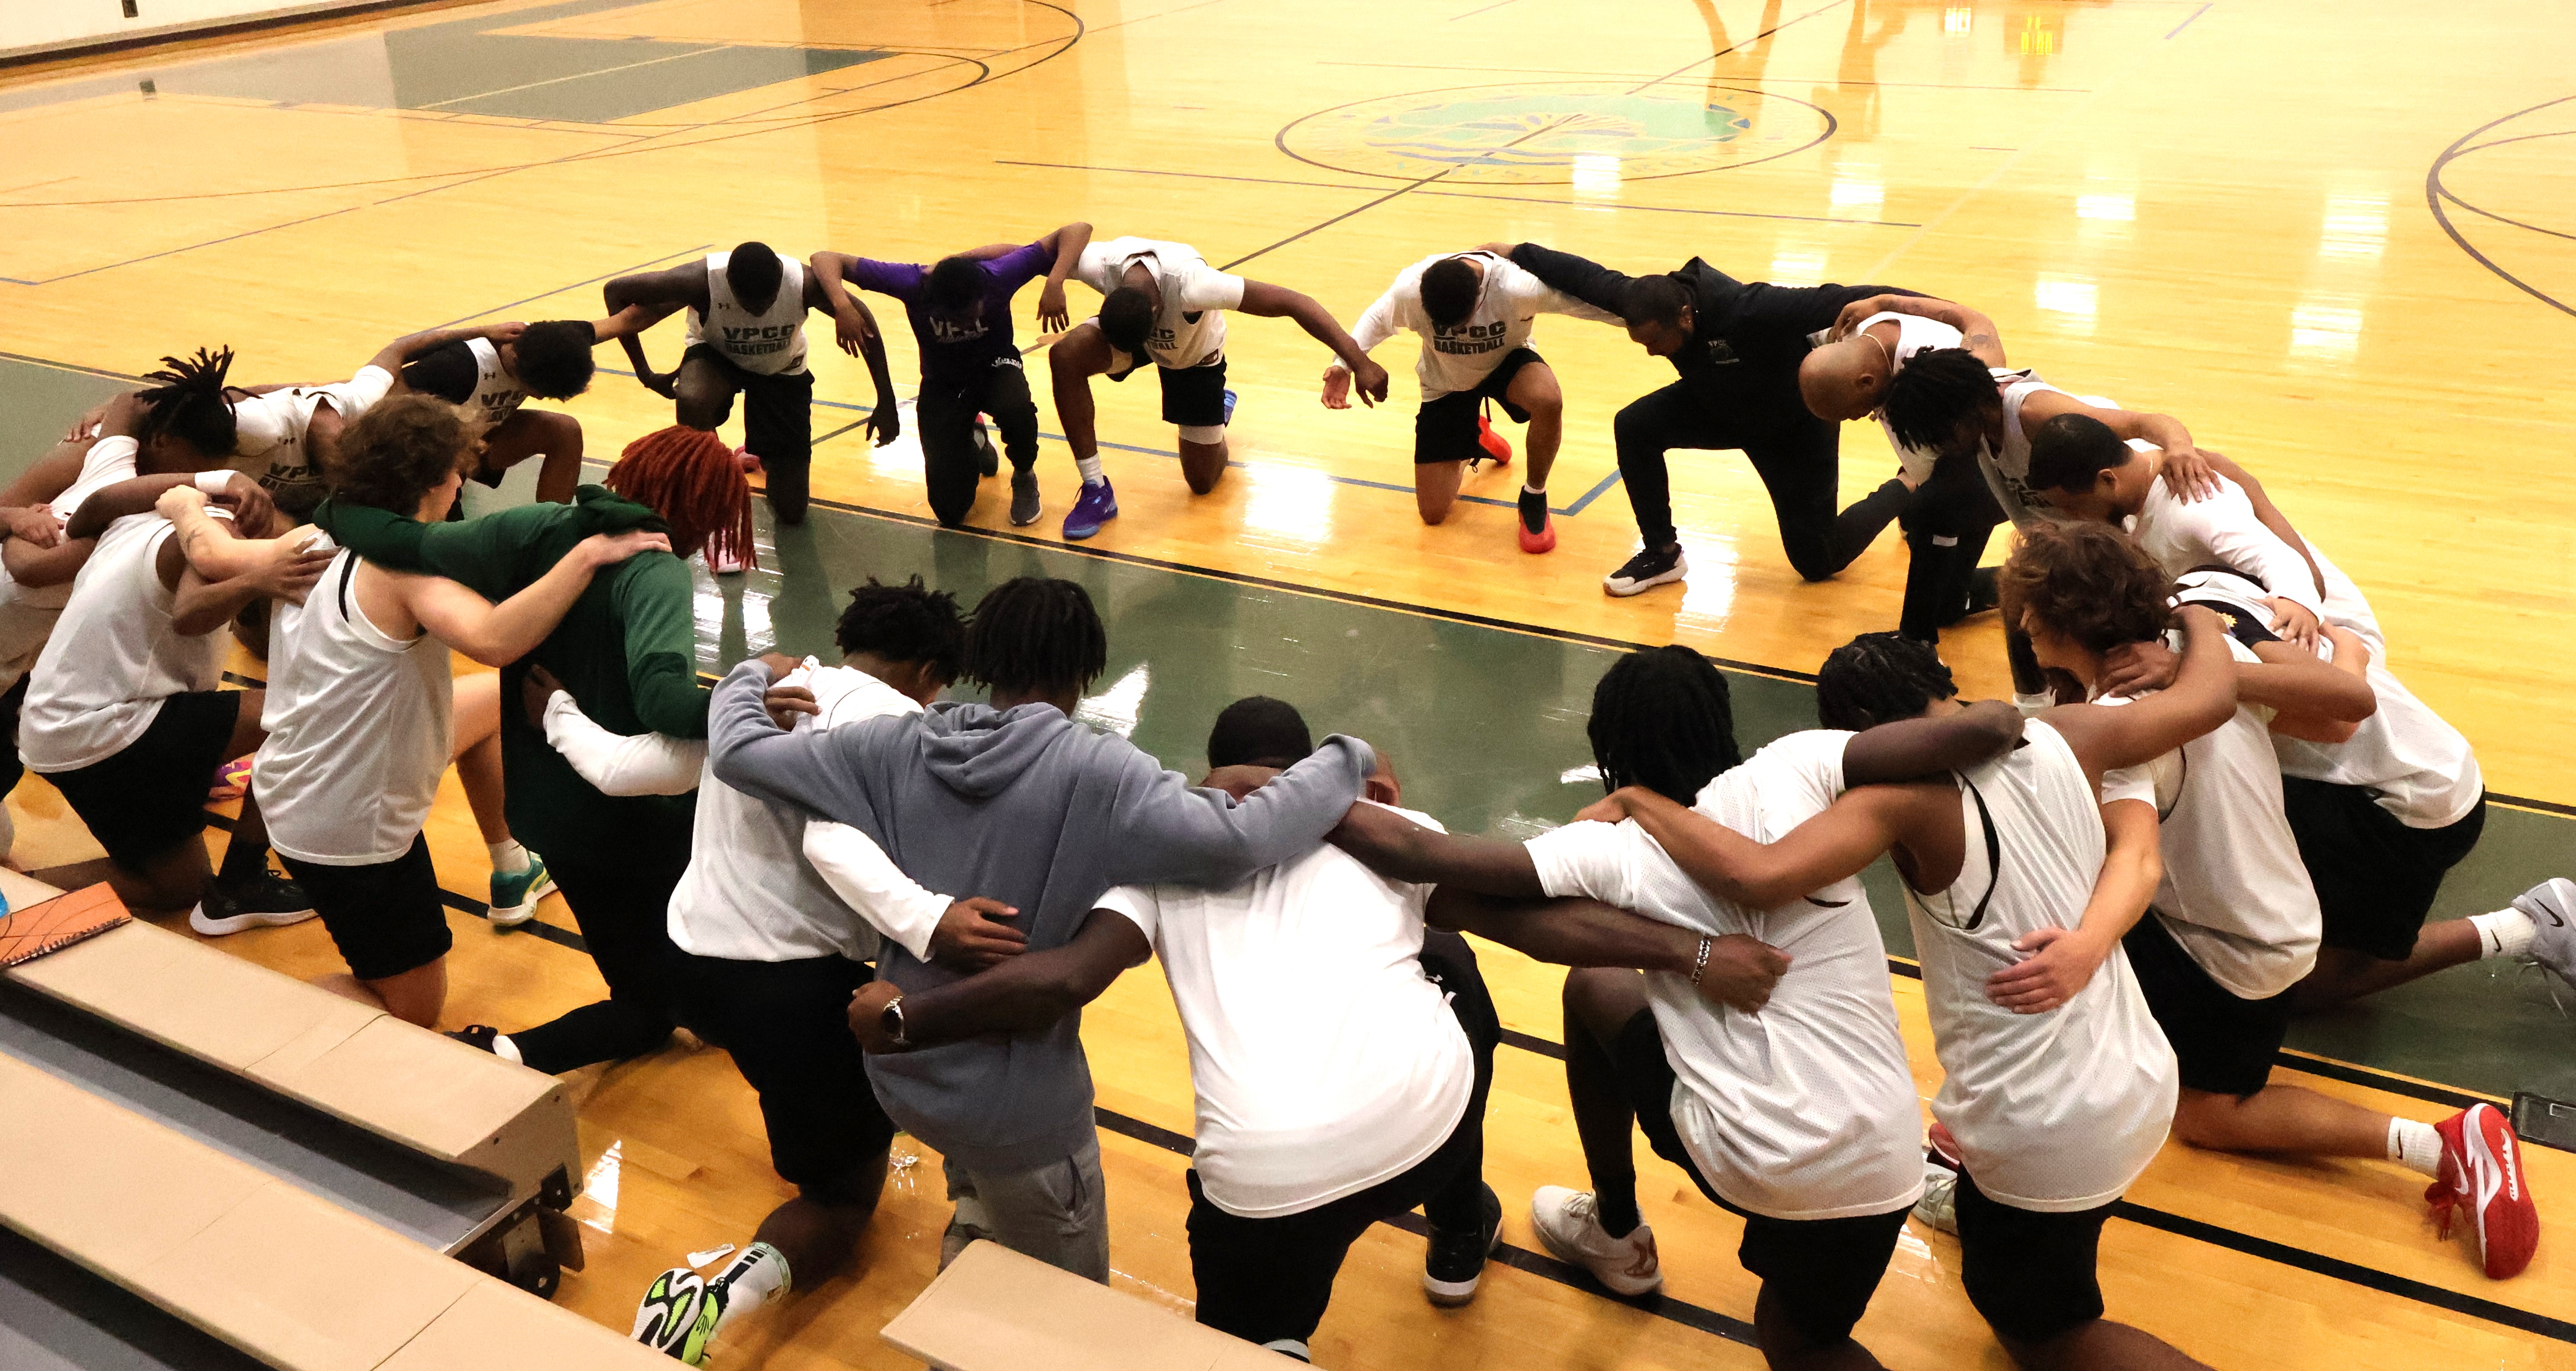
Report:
0,884,130,968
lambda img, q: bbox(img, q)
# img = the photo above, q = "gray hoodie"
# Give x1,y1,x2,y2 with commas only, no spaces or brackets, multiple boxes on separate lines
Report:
706,662,1374,1173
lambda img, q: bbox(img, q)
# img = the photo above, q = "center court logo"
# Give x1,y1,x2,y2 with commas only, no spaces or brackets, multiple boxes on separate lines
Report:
1278,81,1836,185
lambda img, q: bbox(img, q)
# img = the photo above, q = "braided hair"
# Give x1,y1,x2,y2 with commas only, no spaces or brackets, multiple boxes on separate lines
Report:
1880,347,2001,454
962,577,1106,697
603,425,752,567
1815,632,1957,732
835,575,966,682
135,346,238,458
1587,645,1743,805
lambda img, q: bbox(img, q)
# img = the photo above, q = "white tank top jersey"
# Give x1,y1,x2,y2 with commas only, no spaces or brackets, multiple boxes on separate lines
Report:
1344,251,1622,401
2118,634,2324,999
667,665,922,962
1525,730,1924,1222
461,336,528,428
253,544,454,866
1855,311,1965,486
2166,567,2483,831
1073,236,1246,373
1092,806,1473,1220
18,514,230,773
684,251,811,376
1905,722,2178,1211
0,435,142,690
227,364,396,510
1975,373,2152,529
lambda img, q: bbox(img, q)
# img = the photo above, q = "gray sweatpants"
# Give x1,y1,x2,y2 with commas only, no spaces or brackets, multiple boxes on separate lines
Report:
937,1131,1111,1282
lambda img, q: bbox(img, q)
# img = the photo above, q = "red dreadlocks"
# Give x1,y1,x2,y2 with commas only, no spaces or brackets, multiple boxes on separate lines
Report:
605,426,754,570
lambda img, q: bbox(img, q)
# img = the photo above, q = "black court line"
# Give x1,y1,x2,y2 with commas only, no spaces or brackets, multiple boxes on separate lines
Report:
432,244,714,330
2163,2,2214,38
2426,96,2576,320
1313,61,2095,93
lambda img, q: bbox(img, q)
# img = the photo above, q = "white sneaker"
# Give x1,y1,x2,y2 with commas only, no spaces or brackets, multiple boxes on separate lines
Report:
2514,879,2576,990
1913,1162,1960,1235
1529,1185,1661,1297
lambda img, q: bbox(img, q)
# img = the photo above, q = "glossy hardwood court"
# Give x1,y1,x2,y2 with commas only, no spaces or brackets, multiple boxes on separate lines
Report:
4,0,2575,1366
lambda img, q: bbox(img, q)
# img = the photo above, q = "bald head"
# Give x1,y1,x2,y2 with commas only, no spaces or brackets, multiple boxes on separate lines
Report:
1798,334,1892,421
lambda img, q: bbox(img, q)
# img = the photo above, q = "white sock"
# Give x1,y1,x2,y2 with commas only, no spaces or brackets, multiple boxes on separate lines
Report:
1076,455,1105,486
712,1242,791,1332
2012,690,2056,716
491,1033,523,1066
488,839,529,877
2469,909,2536,959
2389,1117,2443,1176
1522,483,1545,497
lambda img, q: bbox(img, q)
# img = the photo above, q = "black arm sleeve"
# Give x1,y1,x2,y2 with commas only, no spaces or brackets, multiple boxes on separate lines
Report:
1508,242,1639,317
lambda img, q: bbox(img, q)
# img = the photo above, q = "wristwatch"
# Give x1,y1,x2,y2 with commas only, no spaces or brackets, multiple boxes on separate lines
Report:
879,994,913,1050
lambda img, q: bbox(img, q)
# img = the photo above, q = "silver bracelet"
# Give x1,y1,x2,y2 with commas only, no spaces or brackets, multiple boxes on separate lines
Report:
1689,934,1711,984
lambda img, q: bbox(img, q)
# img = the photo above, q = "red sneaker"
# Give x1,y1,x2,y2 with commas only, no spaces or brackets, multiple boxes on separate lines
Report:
1518,510,1556,554
1927,1120,1965,1172
2428,1104,2538,1278
1475,413,1512,468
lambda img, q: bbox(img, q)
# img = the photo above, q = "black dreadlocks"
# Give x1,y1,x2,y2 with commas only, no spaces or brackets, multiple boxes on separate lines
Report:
962,577,1107,696
1587,645,1743,805
1815,632,1958,732
135,346,238,458
1880,347,2000,454
836,575,967,682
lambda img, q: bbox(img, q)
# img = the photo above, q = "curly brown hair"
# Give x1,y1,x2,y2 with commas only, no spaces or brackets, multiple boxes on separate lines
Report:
330,393,474,513
1998,521,2174,654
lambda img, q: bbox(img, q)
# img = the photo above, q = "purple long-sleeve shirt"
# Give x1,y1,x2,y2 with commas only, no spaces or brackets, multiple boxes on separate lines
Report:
845,242,1051,389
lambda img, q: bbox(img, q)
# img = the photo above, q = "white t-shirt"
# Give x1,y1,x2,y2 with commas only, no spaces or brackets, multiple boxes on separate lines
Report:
1338,251,1621,401
228,365,396,511
1906,721,2176,1211
1093,806,1473,1219
1856,311,1965,486
2129,476,2323,613
0,435,142,690
19,514,227,773
255,543,455,865
2113,636,2323,998
684,251,810,377
1525,731,1923,1222
2167,567,2483,831
542,662,919,962
1074,236,1246,373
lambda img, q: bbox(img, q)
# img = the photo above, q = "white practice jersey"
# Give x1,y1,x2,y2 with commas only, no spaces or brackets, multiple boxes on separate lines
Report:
2168,567,2482,831
1074,236,1246,373
1907,721,2177,1211
255,544,455,865
2121,635,2324,998
461,336,527,428
1094,806,1472,1219
1856,311,1965,486
684,251,810,376
1977,372,2153,529
0,435,141,690
228,365,396,512
1525,730,1924,1222
19,514,229,773
1342,251,1620,401
2130,475,2323,614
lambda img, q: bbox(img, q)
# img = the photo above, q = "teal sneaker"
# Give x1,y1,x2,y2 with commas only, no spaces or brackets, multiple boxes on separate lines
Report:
488,854,554,928
633,1266,725,1364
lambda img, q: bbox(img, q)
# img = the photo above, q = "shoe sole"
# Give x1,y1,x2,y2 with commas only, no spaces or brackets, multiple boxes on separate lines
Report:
1530,1205,1663,1297
189,904,318,936
1603,565,1687,598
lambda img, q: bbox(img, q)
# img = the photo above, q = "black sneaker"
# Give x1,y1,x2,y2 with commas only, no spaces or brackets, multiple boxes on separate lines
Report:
973,419,1000,478
448,1025,502,1054
1009,469,1041,527
1421,1182,1503,1307
189,873,316,936
1603,543,1688,597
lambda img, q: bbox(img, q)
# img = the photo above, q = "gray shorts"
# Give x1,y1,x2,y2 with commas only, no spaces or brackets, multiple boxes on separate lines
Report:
938,1131,1111,1283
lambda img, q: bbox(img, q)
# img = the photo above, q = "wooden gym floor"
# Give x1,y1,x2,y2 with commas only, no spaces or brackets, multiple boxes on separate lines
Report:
4,0,2575,1365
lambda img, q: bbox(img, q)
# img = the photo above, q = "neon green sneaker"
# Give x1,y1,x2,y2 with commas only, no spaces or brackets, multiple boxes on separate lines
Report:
487,853,554,928
632,1266,726,1364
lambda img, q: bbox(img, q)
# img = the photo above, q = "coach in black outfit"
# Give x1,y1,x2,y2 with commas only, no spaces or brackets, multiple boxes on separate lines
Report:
1503,243,1932,599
